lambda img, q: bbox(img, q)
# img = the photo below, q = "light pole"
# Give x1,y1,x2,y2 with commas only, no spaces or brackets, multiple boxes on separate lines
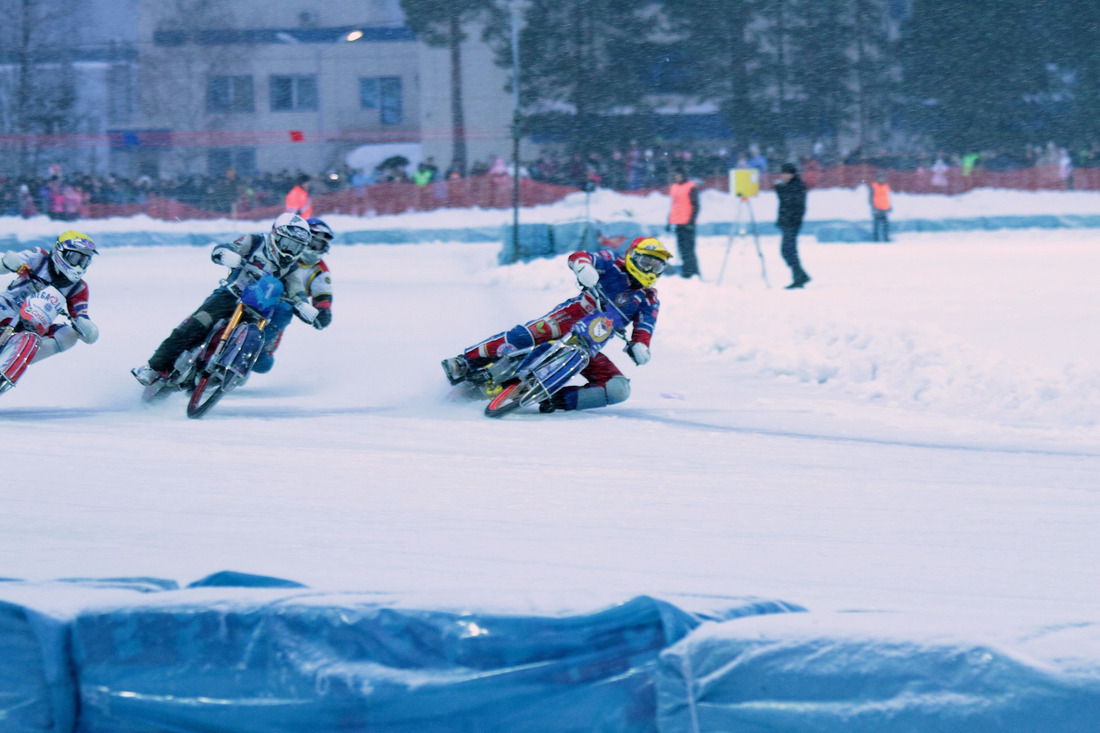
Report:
510,1,523,259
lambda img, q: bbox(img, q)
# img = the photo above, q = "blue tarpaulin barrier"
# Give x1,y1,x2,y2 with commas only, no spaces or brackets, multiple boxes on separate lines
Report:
72,591,800,732
4,213,1100,256
4,577,1100,732
656,613,1100,733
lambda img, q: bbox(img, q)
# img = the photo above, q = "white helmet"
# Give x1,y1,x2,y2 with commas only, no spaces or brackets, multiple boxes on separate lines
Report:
267,213,311,267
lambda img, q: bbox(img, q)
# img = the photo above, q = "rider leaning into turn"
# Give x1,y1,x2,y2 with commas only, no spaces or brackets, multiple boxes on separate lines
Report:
443,236,672,413
131,213,318,386
1,230,100,362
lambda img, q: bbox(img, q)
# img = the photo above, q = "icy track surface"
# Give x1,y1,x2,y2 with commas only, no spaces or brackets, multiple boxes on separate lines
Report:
2,230,1099,612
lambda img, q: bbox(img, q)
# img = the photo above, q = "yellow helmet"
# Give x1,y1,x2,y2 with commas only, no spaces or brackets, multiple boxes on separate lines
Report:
624,237,672,287
51,230,98,282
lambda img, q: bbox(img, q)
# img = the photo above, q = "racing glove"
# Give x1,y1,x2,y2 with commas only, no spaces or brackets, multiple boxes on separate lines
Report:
571,261,599,289
72,316,99,344
626,342,650,366
2,251,23,272
212,248,242,269
313,308,332,330
294,301,318,324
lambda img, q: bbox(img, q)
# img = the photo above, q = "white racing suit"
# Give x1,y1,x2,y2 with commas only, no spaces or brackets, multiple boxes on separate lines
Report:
1,248,96,362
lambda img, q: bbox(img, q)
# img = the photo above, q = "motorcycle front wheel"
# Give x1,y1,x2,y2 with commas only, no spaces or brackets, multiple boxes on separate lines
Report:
484,379,540,418
186,369,229,419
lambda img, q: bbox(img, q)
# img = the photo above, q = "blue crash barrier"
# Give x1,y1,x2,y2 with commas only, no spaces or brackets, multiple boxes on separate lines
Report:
3,212,1100,256
6,575,1100,732
72,590,801,733
656,613,1100,733
0,227,505,253
0,578,180,733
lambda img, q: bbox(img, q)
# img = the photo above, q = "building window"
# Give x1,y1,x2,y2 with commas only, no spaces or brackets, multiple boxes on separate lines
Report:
359,76,403,124
208,147,256,177
270,75,317,111
206,76,254,113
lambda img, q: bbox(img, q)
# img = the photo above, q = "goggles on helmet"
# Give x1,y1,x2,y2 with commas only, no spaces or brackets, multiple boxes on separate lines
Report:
632,253,667,275
60,248,93,269
275,231,308,257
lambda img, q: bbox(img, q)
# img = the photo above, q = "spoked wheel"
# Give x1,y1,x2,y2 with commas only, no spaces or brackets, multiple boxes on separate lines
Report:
484,380,540,418
186,370,230,419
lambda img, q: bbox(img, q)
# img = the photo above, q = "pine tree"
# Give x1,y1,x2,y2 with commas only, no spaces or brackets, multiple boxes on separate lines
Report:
400,0,495,174
489,0,659,151
660,0,764,150
901,0,1050,152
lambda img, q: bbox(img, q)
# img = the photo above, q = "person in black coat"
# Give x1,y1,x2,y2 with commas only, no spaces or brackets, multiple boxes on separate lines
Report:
775,162,810,289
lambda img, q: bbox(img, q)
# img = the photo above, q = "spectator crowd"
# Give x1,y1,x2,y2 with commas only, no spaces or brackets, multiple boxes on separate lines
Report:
5,139,1100,220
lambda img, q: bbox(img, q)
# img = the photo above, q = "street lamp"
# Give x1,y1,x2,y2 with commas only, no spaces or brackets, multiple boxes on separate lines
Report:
510,2,523,258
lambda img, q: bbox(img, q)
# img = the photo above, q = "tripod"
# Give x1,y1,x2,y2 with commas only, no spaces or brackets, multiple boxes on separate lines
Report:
717,196,769,287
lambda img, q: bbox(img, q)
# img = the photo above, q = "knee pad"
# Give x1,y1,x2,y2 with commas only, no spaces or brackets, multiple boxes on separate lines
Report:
572,376,631,411
604,375,631,405
505,324,535,351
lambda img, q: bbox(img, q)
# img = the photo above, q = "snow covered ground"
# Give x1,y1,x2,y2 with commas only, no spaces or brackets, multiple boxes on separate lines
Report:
2,188,1100,728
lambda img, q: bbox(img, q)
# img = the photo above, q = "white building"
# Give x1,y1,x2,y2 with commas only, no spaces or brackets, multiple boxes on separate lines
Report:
133,0,519,179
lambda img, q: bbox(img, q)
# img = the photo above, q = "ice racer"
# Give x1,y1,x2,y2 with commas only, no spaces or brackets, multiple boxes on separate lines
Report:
1,230,100,361
253,217,334,374
442,236,671,413
131,213,318,386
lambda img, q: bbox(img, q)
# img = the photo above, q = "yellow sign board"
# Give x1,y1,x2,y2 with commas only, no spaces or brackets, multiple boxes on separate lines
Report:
730,168,760,199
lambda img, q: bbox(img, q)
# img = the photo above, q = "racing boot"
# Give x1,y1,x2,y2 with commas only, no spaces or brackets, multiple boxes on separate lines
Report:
442,355,470,385
538,392,569,413
131,363,168,386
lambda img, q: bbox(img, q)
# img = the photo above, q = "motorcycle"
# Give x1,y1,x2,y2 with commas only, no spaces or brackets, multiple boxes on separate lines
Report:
0,286,70,395
142,273,284,419
459,286,631,419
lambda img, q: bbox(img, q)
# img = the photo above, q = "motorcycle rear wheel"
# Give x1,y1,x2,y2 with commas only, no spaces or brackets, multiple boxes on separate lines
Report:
186,371,229,419
484,380,539,418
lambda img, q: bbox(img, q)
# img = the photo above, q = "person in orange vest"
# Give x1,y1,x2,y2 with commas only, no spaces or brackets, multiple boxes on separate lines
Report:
285,174,313,219
666,168,700,278
869,172,892,242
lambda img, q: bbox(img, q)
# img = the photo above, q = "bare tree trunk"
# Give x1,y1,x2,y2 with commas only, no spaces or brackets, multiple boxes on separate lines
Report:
855,0,868,149
449,8,467,174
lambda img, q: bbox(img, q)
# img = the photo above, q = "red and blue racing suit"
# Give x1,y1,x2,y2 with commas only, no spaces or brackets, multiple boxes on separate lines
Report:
463,250,659,411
